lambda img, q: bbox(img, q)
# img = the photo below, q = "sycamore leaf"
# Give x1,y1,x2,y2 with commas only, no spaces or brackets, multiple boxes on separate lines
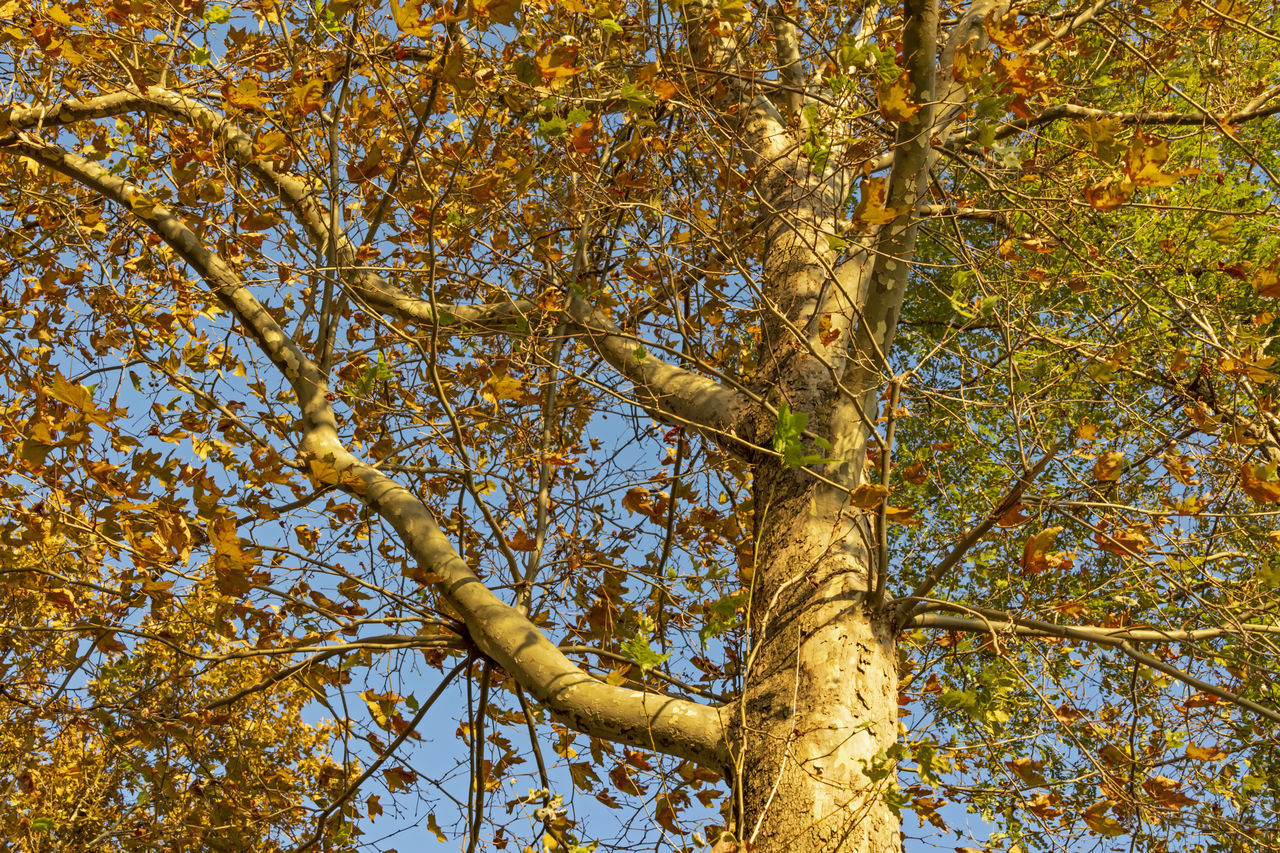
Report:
1124,132,1187,187
878,73,920,122
1095,525,1151,557
848,483,890,509
471,0,521,26
481,373,523,404
852,176,904,227
620,632,670,673
1084,176,1134,210
1092,451,1125,481
1083,801,1126,836
1142,776,1196,809
292,78,327,115
223,77,267,111
1021,527,1063,574
1241,463,1280,503
1006,758,1048,787
1252,259,1280,298
536,44,584,82
426,811,447,841
1186,743,1228,761
390,0,436,35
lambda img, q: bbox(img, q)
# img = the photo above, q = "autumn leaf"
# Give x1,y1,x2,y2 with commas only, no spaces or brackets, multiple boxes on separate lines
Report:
481,372,524,404
1123,132,1182,187
536,44,584,82
852,177,904,227
1006,758,1047,787
223,77,267,111
848,483,890,509
1021,527,1063,574
1142,776,1196,809
884,505,919,525
878,73,920,122
1092,451,1125,482
390,0,436,35
1185,743,1228,761
1095,525,1151,557
1083,800,1126,836
292,78,327,115
1252,259,1280,297
1241,463,1280,503
471,0,521,26
1084,176,1134,211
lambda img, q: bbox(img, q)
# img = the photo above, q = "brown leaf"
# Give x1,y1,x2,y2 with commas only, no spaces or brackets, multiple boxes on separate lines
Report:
1092,451,1125,482
1241,463,1280,503
848,483,890,508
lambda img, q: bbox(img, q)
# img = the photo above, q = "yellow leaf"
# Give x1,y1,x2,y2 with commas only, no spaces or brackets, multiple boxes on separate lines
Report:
1124,132,1182,187
1252,259,1280,298
536,44,584,81
471,0,521,25
1083,800,1126,836
1084,175,1133,210
852,177,903,227
1021,526,1062,574
223,77,267,111
877,73,920,122
1241,463,1280,503
254,131,289,158
426,812,447,842
884,505,918,525
1095,525,1150,557
390,0,435,35
481,373,523,404
1185,743,1227,761
622,486,652,515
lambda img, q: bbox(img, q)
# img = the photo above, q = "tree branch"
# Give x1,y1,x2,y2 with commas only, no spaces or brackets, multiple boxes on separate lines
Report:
1,133,733,771
895,437,1066,625
907,605,1280,725
4,89,755,452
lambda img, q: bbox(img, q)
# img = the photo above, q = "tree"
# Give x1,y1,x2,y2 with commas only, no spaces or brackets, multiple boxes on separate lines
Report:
2,0,1280,850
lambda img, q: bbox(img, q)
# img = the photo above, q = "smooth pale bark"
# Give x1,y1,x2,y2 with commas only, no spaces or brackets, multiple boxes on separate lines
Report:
736,480,900,851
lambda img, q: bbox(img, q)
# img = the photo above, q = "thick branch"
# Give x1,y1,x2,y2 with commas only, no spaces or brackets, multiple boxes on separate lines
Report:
2,134,733,771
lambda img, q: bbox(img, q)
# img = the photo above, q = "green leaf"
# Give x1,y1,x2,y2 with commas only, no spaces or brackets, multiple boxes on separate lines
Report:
537,117,568,137
204,5,231,23
621,632,670,673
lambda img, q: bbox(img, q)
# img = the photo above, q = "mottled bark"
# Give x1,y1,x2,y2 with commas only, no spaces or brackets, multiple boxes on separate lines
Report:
736,477,900,851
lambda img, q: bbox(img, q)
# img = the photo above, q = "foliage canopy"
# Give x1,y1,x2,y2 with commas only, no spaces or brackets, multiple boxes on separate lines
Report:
2,0,1280,851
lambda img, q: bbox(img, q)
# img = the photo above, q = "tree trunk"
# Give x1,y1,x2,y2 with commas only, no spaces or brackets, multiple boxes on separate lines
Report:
736,460,901,852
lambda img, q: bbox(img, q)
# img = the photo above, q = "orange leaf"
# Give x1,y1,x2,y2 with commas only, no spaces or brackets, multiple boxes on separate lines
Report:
292,78,327,116
1185,743,1227,761
1252,258,1280,298
390,0,435,35
223,77,267,111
